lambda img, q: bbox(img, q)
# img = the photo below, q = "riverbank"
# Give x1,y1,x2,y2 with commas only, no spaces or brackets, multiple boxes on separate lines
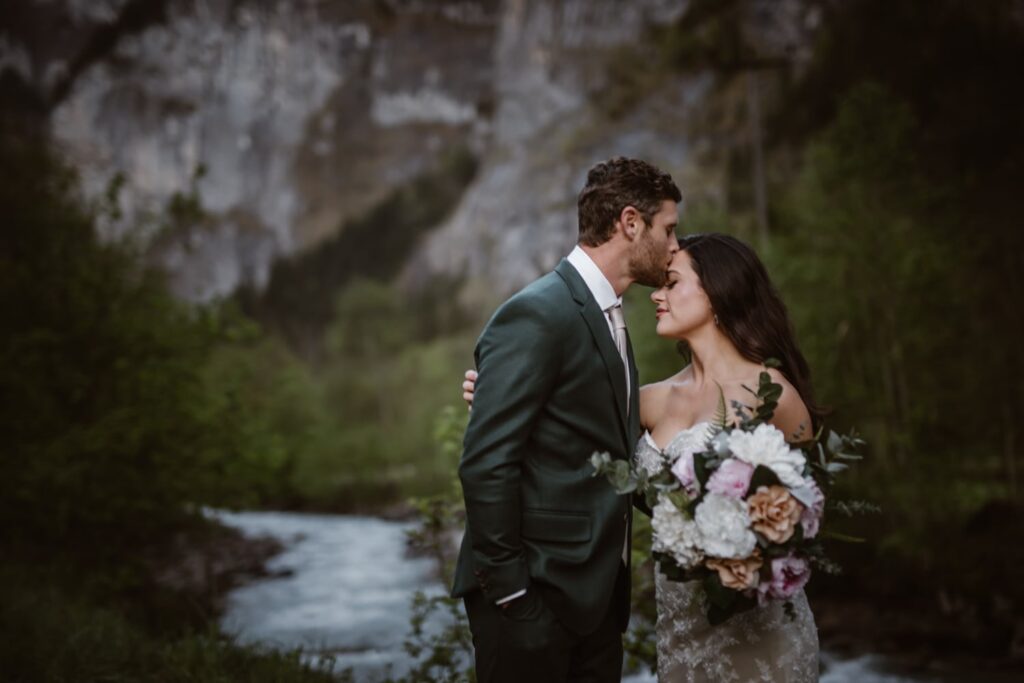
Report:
0,515,337,683
147,514,288,615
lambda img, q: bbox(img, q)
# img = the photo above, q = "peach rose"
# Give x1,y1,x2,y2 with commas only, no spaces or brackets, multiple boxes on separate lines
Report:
747,485,803,543
706,553,763,590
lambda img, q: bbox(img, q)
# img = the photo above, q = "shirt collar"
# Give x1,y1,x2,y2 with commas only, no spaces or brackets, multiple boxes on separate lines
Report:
566,245,622,312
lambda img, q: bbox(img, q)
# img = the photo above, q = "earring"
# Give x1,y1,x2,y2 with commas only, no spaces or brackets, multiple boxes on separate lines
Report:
714,314,720,326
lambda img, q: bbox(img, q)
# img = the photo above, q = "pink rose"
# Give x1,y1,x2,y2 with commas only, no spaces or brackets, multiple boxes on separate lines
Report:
799,479,825,539
706,458,754,499
671,450,700,497
758,555,811,605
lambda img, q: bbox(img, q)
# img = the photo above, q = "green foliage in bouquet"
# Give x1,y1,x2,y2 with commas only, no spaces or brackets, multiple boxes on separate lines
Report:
723,359,785,431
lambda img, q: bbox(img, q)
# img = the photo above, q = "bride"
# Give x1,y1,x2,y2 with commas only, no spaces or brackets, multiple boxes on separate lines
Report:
463,232,820,681
637,232,819,682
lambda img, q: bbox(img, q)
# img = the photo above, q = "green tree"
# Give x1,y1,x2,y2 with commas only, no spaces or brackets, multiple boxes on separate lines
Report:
0,138,270,563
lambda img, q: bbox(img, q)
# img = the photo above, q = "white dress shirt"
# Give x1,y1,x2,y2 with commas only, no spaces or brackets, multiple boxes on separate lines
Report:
567,246,632,565
566,245,623,342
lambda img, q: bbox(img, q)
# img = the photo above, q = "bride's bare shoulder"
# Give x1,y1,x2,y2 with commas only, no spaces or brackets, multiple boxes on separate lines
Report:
764,367,813,442
640,366,690,428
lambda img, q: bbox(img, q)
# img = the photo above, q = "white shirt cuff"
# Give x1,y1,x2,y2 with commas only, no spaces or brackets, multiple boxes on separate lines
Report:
494,588,527,605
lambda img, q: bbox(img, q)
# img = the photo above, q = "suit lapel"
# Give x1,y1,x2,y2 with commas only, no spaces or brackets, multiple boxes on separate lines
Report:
580,297,630,434
625,328,641,442
555,260,630,446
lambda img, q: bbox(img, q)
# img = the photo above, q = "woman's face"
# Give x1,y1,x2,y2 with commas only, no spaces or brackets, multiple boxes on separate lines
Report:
650,250,714,339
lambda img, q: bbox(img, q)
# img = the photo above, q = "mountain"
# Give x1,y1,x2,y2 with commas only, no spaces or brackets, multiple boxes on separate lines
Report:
1,0,818,305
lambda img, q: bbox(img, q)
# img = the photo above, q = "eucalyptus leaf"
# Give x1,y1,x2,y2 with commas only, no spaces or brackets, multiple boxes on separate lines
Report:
835,453,864,461
830,500,882,516
827,431,843,453
651,470,678,487
589,451,613,475
666,489,693,514
819,530,866,543
731,400,752,420
809,556,843,575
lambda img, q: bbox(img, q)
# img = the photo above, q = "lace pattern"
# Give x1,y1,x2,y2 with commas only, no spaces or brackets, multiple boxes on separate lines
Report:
636,427,819,682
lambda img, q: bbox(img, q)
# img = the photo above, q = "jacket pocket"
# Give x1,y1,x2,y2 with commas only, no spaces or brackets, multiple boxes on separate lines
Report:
521,508,592,543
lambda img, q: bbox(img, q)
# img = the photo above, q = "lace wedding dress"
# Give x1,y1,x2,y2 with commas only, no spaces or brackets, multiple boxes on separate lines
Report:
635,423,819,682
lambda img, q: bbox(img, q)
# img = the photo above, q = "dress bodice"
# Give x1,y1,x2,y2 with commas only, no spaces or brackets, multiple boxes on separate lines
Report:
634,421,713,475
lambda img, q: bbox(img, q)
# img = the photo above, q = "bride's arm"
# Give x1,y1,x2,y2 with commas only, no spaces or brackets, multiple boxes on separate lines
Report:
765,369,813,443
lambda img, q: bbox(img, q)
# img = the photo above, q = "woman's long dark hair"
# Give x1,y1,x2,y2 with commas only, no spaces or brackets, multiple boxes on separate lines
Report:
678,233,825,426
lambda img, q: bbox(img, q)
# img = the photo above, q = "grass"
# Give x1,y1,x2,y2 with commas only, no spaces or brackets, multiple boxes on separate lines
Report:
0,563,339,683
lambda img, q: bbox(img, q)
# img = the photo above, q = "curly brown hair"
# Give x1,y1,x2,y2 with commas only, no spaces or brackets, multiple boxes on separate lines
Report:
577,157,682,246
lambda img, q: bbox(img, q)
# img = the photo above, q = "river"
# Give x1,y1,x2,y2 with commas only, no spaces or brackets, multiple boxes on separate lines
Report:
213,510,982,682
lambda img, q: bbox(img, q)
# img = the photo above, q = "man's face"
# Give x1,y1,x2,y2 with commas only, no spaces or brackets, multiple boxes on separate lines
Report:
628,200,679,287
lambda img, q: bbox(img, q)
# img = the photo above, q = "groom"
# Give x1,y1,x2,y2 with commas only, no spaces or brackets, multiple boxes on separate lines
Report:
451,157,681,682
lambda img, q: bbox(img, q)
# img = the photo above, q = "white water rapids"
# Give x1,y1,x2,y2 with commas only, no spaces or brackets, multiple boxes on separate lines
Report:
214,510,986,682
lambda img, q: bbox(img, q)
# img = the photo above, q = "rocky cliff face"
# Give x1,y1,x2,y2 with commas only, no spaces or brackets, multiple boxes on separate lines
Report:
4,0,498,301
405,0,692,310
2,0,818,305
405,0,822,309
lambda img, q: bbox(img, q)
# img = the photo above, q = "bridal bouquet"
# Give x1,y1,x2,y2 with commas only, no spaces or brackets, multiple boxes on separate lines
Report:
592,361,873,625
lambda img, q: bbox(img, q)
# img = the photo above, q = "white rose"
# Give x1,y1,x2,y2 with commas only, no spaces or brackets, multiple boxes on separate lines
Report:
651,499,704,569
694,493,757,559
727,423,807,488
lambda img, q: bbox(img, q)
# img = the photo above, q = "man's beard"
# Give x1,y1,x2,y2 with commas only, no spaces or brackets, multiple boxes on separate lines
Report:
629,233,668,287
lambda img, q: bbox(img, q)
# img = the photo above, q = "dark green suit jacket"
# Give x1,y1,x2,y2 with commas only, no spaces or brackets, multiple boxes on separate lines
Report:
451,259,642,636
